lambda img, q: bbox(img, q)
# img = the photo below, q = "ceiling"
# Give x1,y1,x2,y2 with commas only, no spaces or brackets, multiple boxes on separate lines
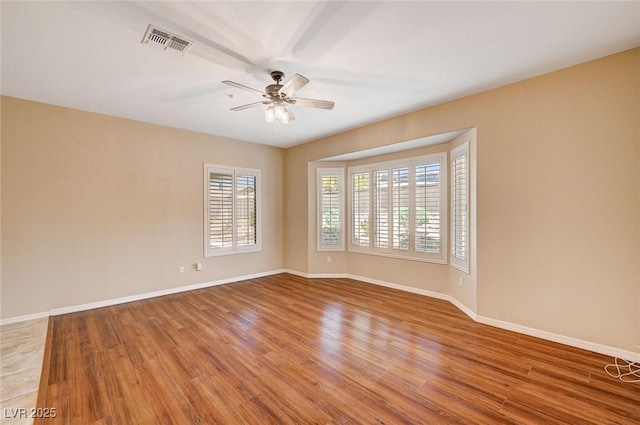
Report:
2,2,639,148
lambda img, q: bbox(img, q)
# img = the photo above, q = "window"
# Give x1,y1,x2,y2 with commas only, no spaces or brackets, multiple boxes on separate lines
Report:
392,167,409,250
204,164,260,257
373,169,389,248
317,168,345,251
351,171,370,248
450,143,469,272
348,153,447,263
415,162,442,254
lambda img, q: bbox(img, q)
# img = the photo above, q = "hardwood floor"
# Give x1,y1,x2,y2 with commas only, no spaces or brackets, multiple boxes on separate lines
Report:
37,273,639,424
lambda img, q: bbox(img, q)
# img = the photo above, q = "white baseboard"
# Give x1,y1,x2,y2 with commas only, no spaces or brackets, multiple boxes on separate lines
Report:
346,273,478,321
309,273,349,279
345,273,451,301
1,269,286,323
281,268,310,278
475,315,640,363
0,311,50,326
281,269,350,279
447,297,478,321
284,269,639,363
50,269,287,316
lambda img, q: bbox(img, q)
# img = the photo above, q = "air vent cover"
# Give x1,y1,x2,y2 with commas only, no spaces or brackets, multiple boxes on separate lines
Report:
142,25,193,55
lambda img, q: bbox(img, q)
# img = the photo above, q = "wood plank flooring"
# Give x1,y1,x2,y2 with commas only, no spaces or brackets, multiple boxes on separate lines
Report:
38,273,639,424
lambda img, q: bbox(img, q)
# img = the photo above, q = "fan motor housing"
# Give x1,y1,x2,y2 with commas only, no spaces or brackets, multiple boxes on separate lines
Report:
265,84,283,97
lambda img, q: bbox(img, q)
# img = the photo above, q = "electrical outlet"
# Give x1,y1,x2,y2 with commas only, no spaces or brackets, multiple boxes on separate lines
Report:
195,262,203,271
458,277,463,287
326,256,332,263
179,266,185,274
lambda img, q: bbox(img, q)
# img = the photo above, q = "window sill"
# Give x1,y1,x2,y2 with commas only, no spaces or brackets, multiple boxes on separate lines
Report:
204,247,262,258
348,247,447,264
317,246,345,252
450,261,470,274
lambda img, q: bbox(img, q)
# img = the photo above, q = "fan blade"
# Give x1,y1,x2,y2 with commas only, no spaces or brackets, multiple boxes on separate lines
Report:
279,74,309,97
222,80,265,96
230,101,267,111
291,97,335,110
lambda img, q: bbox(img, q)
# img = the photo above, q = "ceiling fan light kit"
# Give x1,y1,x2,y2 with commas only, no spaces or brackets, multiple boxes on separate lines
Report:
266,103,291,124
223,71,334,125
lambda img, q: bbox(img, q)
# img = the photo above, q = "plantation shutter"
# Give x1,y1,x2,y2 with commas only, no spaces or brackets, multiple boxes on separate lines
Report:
320,174,341,246
373,169,389,248
391,167,410,250
236,174,257,247
204,164,261,257
208,172,234,250
351,172,370,247
348,152,446,263
414,162,441,253
451,144,469,270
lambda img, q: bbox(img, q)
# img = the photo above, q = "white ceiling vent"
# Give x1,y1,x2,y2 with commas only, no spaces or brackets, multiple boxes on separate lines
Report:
141,25,193,55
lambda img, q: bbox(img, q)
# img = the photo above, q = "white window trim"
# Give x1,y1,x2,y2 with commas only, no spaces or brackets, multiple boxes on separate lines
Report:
317,167,345,251
450,143,470,273
348,153,447,264
203,164,261,257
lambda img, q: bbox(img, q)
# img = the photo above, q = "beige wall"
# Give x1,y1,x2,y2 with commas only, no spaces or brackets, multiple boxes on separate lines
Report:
283,147,309,273
1,97,283,318
284,48,640,352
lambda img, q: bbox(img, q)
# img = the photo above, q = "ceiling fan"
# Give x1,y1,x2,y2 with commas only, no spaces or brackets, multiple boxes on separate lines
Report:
223,71,335,124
